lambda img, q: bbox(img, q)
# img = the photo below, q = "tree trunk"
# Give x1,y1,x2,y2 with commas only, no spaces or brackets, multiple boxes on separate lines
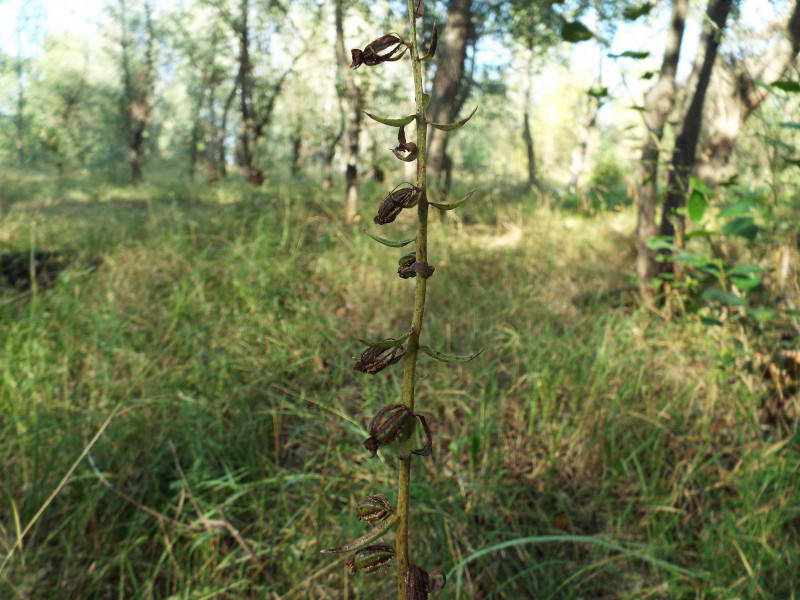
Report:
118,0,155,185
234,0,265,185
659,0,733,266
291,122,303,175
334,0,363,222
696,0,800,186
521,41,538,190
427,0,473,199
635,0,689,303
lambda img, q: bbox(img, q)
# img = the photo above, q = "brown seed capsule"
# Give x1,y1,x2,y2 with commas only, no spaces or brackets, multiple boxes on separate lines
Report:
374,185,419,225
350,34,406,69
398,252,417,279
405,564,431,599
363,404,415,456
353,345,405,374
345,544,395,575
410,261,435,279
356,495,394,523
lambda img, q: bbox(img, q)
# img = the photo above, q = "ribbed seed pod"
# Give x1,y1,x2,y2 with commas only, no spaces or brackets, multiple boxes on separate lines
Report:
356,495,394,523
345,544,395,575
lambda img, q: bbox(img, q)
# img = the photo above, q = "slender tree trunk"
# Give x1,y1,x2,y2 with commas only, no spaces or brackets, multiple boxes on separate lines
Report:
291,121,303,175
334,0,363,222
14,51,25,166
427,0,472,198
635,0,689,303
219,82,237,177
659,0,733,267
696,0,800,186
521,40,538,190
234,0,264,185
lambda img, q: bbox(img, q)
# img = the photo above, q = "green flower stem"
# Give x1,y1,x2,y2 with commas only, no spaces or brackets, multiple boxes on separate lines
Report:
397,1,429,598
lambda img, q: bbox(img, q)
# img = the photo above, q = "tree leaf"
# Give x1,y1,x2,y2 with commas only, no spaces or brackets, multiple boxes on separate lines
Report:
771,80,800,92
587,86,608,98
623,2,654,20
420,345,483,363
748,309,776,323
561,20,594,43
427,189,477,211
719,201,753,217
364,111,416,127
687,190,708,223
645,236,673,251
358,331,412,349
721,217,759,241
702,289,746,306
779,121,800,129
429,105,478,131
362,230,415,248
609,50,650,59
731,275,762,291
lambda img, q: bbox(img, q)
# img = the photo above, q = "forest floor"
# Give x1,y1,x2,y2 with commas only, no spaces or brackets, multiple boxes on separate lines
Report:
0,171,798,599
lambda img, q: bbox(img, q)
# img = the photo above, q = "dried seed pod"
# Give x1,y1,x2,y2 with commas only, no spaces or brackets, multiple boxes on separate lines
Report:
356,495,394,523
345,544,395,575
364,404,416,456
398,252,417,279
410,261,435,279
354,345,405,374
405,564,431,599
374,185,420,225
350,34,407,69
394,126,419,162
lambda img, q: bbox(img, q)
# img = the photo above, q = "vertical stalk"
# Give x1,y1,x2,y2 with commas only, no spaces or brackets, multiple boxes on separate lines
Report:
396,2,428,597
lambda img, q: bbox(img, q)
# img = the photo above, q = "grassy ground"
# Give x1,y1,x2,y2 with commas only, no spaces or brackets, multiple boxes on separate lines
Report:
0,171,798,599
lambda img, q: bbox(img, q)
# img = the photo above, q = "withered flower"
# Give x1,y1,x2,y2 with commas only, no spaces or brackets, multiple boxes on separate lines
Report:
356,495,394,523
364,404,415,456
405,564,446,599
411,261,435,279
393,126,419,162
398,252,417,279
375,184,420,225
354,344,405,374
346,544,395,575
351,34,407,69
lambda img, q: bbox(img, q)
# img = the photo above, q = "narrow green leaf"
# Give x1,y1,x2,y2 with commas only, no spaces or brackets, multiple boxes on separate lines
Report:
771,80,800,92
364,111,416,127
641,71,655,80
609,50,650,59
362,230,415,248
429,105,478,131
779,121,800,129
358,331,412,349
687,190,708,223
561,20,593,43
623,2,654,20
628,105,647,112
427,189,477,211
719,201,753,217
686,230,717,240
702,289,746,306
420,345,483,363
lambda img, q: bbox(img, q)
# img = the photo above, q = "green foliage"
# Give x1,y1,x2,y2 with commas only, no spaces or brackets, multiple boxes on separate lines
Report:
1,173,799,598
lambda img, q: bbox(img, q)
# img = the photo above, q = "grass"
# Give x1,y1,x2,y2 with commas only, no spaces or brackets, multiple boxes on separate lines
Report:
0,170,798,599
